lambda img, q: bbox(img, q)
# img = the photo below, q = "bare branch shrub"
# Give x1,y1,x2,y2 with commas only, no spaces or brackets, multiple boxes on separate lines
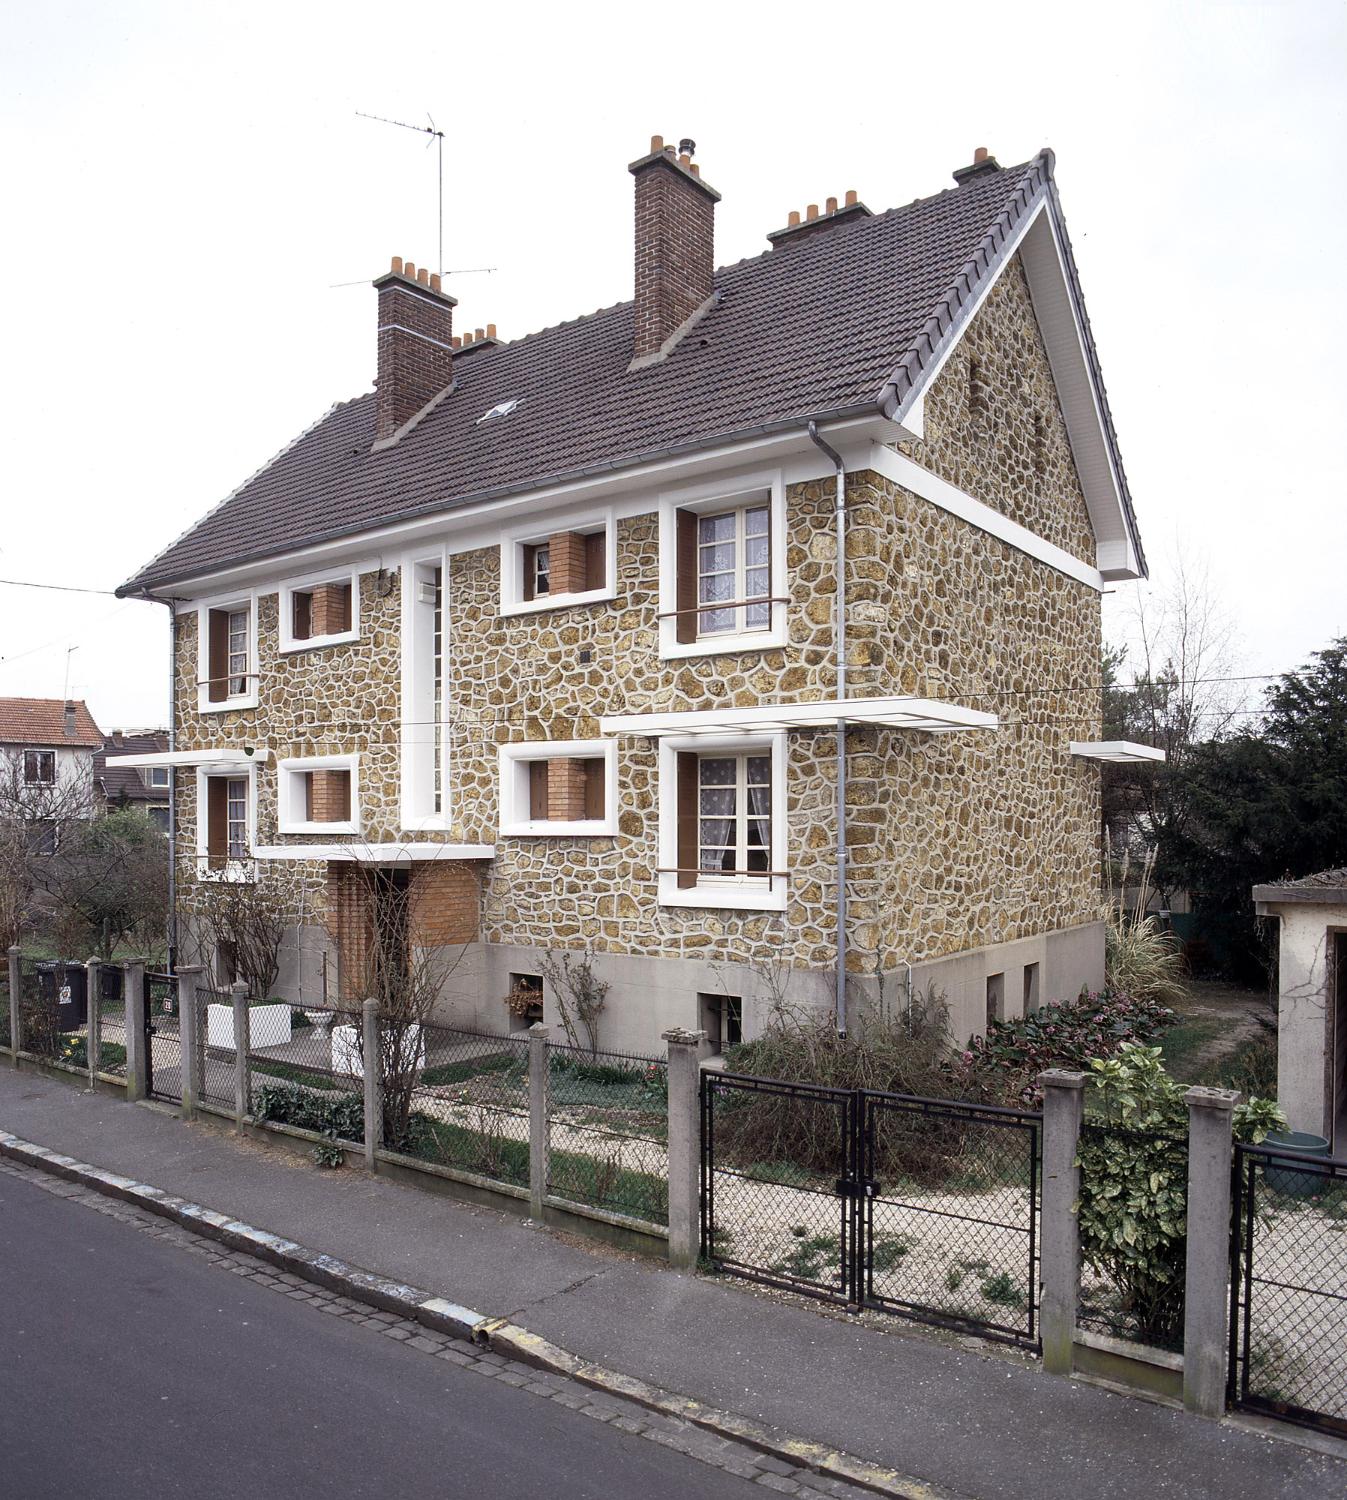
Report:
538,945,608,1055
0,748,97,952
197,881,286,998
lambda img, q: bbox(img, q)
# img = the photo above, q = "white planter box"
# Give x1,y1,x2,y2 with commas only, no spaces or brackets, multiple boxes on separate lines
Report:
206,1002,292,1050
331,1022,423,1079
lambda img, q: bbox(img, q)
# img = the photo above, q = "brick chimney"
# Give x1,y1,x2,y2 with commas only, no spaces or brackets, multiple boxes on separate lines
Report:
63,702,77,739
767,189,872,249
628,135,720,365
952,146,1002,185
372,256,458,442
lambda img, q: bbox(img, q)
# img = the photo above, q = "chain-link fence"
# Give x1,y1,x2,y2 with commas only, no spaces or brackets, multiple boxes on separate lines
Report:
95,968,128,1078
394,1023,531,1186
0,961,10,1053
1075,1119,1188,1352
545,1042,668,1225
1231,1145,1347,1437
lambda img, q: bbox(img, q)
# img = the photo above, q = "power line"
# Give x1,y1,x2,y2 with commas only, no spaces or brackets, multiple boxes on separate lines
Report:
0,577,120,596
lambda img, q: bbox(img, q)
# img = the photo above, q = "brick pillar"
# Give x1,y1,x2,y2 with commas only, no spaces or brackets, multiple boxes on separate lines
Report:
328,865,372,1003
308,582,350,637
546,532,588,595
547,760,589,822
407,862,480,947
310,770,351,823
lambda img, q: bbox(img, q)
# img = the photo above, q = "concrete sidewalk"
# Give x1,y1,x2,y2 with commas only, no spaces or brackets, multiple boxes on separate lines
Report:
1,1064,1339,1500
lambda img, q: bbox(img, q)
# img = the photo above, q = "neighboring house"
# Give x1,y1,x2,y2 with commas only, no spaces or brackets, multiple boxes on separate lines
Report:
1254,870,1347,1151
113,138,1153,1050
96,730,171,832
0,697,103,854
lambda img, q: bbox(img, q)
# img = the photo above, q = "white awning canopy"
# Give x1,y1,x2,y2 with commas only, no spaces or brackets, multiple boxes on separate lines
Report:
1069,740,1166,764
599,696,997,739
104,748,271,770
252,842,495,864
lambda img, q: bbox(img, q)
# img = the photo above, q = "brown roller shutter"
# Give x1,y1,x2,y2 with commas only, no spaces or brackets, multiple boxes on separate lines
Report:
675,509,698,644
292,591,312,640
207,777,228,866
585,532,606,591
522,543,538,602
207,609,230,701
529,760,549,819
583,758,605,820
676,751,699,888
333,581,353,633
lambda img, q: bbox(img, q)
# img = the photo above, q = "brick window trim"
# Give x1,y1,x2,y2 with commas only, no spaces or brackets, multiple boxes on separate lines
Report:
195,592,259,713
498,740,617,836
194,764,257,882
655,730,787,912
278,567,364,653
656,476,788,661
277,754,361,835
499,514,616,617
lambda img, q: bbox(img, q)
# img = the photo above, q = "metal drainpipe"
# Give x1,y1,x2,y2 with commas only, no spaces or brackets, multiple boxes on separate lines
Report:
143,591,177,969
806,421,848,1036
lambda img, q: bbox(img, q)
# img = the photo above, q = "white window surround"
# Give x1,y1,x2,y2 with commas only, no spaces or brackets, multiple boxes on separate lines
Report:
657,473,787,660
195,590,259,714
400,545,451,831
145,766,170,789
657,730,788,912
499,739,617,837
276,564,365,653
194,762,257,882
498,511,617,617
277,753,361,835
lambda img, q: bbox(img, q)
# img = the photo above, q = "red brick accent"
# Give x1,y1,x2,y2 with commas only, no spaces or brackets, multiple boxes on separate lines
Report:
373,263,457,441
407,861,480,947
327,863,373,1001
546,531,589,595
547,758,589,822
308,582,351,637
308,769,351,824
629,147,719,361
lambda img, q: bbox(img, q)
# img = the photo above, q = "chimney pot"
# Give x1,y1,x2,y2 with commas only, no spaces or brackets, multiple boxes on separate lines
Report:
690,163,700,178
650,134,664,153
678,136,696,158
844,189,858,207
391,254,403,274
678,152,691,169
973,146,988,163
451,335,461,349
430,272,442,293
788,209,801,227
826,195,838,214
806,203,819,221
417,267,430,286
486,322,497,338
405,261,416,280
475,327,484,342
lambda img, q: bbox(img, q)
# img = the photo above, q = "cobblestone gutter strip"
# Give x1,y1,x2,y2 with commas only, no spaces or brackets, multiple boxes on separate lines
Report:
0,1129,965,1500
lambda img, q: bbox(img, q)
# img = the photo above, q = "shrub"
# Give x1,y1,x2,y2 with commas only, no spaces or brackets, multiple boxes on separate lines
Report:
253,1082,365,1144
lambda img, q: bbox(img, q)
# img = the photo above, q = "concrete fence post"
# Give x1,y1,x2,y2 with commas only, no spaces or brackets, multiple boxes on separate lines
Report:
123,959,147,1101
85,956,102,1085
8,945,21,1064
175,965,204,1120
528,1023,551,1221
231,980,250,1129
1039,1068,1086,1375
1183,1085,1239,1418
362,1000,381,1171
662,1027,706,1270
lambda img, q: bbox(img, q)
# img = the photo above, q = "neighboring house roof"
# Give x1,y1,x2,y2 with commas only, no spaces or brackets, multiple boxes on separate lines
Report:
96,732,170,805
0,698,103,749
1253,869,1347,907
120,149,1143,594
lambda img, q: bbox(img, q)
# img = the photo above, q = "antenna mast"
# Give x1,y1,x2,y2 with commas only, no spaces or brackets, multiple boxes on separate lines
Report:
356,109,446,277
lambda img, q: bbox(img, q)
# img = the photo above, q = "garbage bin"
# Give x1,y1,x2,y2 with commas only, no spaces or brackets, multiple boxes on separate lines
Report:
1263,1130,1332,1198
36,961,88,1031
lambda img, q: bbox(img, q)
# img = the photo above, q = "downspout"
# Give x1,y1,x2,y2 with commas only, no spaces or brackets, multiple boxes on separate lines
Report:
806,421,847,1036
142,591,177,970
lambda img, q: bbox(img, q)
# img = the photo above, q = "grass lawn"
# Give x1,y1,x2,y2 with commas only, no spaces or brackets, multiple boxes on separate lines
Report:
420,1052,523,1087
1158,1011,1229,1082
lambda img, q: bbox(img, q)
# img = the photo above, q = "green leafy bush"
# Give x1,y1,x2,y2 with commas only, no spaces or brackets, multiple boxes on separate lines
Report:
253,1082,365,1144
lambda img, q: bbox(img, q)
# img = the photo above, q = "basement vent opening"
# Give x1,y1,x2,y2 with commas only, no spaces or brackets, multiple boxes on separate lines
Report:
477,397,521,425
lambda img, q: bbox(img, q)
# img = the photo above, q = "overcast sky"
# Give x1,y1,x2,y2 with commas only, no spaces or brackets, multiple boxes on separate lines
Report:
1,0,1343,730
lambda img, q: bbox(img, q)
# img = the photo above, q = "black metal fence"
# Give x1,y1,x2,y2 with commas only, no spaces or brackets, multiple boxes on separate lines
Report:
1076,1119,1188,1352
144,971,179,1102
701,1072,1042,1348
1230,1144,1347,1437
546,1042,668,1225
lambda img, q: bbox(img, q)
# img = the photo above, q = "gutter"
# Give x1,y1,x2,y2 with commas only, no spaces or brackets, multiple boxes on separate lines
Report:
806,421,848,1038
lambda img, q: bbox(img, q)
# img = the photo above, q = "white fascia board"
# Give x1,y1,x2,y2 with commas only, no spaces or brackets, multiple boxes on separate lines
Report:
869,446,1104,591
601,696,997,737
252,842,495,863
1069,740,1166,764
105,748,271,768
147,415,892,602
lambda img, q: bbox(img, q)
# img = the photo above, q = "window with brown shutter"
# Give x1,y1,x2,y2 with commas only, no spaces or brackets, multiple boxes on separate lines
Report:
584,532,606,591
675,509,698,644
675,751,698,887
207,609,230,702
292,590,313,641
582,758,605,820
528,759,549,819
206,776,228,867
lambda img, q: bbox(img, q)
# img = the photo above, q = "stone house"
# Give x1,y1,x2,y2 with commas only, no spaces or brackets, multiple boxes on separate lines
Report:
112,139,1149,1053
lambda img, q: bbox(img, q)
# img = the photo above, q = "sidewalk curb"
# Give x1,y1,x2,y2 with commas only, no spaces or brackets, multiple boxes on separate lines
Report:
0,1128,964,1500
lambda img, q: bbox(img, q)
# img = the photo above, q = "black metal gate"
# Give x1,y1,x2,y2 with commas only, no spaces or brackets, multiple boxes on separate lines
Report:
701,1072,1041,1349
1229,1143,1347,1437
144,971,178,1103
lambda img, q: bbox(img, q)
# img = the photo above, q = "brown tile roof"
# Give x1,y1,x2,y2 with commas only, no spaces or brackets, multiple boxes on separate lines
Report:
95,732,170,804
0,698,103,748
121,150,1141,593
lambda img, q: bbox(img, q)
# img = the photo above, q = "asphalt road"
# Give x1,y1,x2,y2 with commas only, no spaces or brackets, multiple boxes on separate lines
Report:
0,1172,765,1500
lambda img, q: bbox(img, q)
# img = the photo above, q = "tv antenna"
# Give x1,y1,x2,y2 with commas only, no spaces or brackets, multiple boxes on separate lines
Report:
356,109,446,277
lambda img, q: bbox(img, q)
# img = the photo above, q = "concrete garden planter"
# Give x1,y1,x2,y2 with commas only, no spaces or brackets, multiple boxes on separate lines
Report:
206,1003,292,1051
331,1022,424,1079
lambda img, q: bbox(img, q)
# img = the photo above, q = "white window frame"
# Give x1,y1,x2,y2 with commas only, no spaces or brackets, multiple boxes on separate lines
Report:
277,753,361,835
144,765,170,790
499,739,617,837
195,763,257,882
657,472,787,660
400,545,451,831
277,564,364,653
499,510,616,617
195,590,259,713
657,730,787,911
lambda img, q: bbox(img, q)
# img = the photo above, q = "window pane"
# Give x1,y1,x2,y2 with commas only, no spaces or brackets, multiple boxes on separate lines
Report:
698,512,736,544
699,541,736,573
745,535,769,568
744,506,770,536
699,571,734,604
699,758,735,786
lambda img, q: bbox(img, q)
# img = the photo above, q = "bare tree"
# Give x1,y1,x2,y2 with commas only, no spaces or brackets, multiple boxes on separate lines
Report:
194,881,287,997
538,945,608,1055
0,748,97,953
